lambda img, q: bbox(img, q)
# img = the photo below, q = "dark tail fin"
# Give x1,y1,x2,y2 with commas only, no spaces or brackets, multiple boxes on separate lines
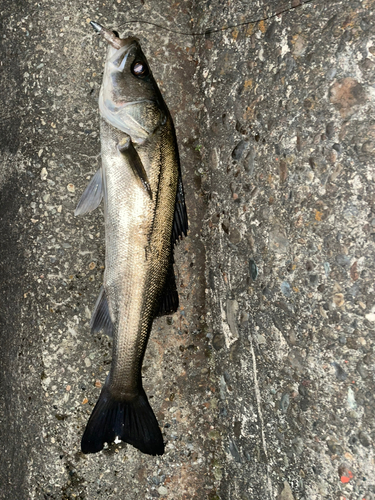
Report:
81,386,164,455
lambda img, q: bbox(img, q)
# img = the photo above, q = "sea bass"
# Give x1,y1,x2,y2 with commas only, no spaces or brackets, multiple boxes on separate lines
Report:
75,22,188,455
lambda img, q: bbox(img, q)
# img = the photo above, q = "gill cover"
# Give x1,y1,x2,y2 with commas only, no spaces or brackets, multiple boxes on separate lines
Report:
99,40,167,142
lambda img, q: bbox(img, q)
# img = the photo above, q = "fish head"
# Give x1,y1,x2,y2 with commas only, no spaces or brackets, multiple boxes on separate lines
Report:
99,37,167,143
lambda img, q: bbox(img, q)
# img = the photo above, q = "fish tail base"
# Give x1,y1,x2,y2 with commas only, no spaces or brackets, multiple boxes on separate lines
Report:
81,386,164,456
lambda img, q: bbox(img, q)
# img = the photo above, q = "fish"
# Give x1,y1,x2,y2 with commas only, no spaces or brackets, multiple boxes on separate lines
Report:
75,22,188,455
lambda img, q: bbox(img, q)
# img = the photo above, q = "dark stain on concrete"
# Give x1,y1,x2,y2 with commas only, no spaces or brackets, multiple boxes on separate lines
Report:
0,175,32,500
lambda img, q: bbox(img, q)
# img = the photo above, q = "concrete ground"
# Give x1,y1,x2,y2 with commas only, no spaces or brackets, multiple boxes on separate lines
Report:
0,0,374,498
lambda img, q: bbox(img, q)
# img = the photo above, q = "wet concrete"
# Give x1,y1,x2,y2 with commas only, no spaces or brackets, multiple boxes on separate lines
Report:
0,0,374,499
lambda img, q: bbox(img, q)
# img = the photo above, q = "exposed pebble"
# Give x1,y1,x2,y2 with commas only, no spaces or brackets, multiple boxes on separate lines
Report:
347,387,357,409
229,228,241,244
222,219,230,234
280,281,291,298
249,259,258,280
279,160,287,183
40,167,48,180
280,393,290,413
226,299,239,338
157,486,168,496
332,362,348,381
229,439,241,463
358,431,371,448
232,140,247,160
269,230,289,254
212,333,225,351
244,147,256,174
277,481,295,500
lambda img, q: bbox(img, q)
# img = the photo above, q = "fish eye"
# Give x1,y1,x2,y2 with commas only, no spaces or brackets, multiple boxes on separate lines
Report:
131,61,148,78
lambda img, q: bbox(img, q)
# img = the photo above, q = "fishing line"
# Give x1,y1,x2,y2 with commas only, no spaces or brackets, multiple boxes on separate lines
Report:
115,0,314,37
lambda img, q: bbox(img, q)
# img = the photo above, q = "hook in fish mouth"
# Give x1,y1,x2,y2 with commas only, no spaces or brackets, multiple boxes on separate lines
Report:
90,20,139,51
90,21,126,50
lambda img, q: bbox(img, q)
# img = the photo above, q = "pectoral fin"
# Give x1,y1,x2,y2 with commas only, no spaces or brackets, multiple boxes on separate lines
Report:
90,286,113,337
118,137,152,198
74,168,103,216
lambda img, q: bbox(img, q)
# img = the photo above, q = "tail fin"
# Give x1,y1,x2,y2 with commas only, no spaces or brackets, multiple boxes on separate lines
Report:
81,386,164,455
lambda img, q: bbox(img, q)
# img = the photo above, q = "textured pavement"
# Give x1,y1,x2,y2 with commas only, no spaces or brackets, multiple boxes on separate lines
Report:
0,1,374,499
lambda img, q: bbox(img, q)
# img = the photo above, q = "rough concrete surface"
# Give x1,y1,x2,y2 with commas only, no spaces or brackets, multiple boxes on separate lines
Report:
0,0,374,498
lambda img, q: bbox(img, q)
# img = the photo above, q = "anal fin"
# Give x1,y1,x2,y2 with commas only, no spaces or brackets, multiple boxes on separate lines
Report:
90,286,113,337
75,168,103,216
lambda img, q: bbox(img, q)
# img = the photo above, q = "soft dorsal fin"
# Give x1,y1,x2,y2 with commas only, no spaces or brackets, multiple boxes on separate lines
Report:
156,259,179,317
157,166,188,316
171,170,188,245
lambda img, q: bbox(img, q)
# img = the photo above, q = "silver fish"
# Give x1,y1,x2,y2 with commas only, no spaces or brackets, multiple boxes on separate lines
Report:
75,22,188,455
